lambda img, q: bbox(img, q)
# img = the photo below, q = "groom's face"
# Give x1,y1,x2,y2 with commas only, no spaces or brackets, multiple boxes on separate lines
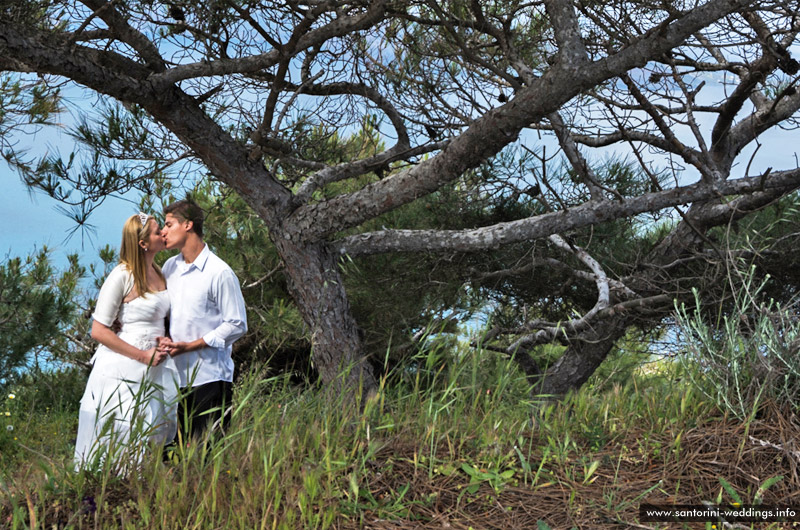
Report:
162,213,191,250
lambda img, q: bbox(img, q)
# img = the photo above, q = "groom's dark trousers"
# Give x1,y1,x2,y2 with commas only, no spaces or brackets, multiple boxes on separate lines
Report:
177,380,233,440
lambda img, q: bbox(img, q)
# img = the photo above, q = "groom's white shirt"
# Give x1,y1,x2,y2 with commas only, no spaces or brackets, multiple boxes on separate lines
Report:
162,244,247,387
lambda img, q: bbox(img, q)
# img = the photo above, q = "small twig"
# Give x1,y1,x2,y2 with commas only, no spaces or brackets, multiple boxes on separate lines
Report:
66,0,118,48
749,435,800,463
244,262,283,289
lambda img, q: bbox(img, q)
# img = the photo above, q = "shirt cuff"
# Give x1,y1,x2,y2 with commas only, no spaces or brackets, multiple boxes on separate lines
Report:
202,331,225,349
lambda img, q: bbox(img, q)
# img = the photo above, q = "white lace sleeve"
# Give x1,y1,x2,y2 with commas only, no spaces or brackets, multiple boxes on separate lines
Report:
91,264,134,327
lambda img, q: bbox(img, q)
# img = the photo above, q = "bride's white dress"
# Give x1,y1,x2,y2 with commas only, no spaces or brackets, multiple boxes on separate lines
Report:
74,290,178,468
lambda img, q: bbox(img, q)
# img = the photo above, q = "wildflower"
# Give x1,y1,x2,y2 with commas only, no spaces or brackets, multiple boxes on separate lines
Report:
7,394,14,400
4,412,9,416
6,425,12,431
81,496,97,515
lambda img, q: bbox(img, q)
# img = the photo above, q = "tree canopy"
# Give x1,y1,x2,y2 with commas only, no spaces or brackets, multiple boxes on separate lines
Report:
2,0,800,394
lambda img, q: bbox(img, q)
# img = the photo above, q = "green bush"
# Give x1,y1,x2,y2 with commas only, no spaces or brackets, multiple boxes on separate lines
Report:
0,368,85,468
676,266,800,420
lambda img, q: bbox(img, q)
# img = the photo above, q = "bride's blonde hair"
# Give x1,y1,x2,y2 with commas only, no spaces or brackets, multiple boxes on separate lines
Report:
119,214,164,298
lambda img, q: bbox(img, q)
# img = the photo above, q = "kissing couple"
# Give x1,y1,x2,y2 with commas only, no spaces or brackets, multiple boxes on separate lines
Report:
74,198,248,469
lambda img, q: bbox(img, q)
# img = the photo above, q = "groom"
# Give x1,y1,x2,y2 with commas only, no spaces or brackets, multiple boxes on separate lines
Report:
158,198,247,440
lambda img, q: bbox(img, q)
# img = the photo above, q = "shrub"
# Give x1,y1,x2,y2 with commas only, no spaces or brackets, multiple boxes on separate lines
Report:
675,266,800,420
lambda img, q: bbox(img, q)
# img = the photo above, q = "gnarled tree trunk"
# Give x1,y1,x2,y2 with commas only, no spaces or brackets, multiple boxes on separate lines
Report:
273,236,377,394
536,322,630,396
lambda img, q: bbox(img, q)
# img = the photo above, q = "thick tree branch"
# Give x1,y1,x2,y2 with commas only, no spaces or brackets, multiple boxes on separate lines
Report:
724,85,800,160
710,53,776,149
287,0,756,242
334,169,800,256
544,0,590,67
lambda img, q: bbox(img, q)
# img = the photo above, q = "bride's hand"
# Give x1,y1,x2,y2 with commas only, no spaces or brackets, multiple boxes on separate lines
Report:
142,347,169,366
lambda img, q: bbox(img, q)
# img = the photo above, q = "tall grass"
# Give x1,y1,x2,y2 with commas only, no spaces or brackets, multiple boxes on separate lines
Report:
0,340,785,529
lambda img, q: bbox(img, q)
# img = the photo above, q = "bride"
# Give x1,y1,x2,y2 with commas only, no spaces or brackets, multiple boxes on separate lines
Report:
74,212,178,469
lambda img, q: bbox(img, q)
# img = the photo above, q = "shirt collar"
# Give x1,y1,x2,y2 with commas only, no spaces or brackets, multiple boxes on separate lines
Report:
178,243,210,272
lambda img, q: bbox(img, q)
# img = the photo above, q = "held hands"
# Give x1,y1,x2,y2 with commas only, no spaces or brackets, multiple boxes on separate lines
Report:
143,346,170,366
156,336,192,357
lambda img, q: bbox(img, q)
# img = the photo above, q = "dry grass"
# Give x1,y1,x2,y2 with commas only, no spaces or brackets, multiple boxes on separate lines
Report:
2,358,798,530
346,402,799,529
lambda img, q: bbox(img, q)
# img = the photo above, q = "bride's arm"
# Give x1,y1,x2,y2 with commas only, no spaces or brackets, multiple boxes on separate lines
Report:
91,264,167,366
91,320,167,365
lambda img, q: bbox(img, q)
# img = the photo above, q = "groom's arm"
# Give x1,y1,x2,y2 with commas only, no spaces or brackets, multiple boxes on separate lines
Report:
201,268,247,349
162,336,207,356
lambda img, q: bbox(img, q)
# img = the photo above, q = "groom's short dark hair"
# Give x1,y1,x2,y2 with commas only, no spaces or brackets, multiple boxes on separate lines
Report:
165,198,204,238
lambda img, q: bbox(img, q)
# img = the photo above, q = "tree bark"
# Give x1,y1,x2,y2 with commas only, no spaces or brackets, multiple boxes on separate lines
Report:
272,235,377,395
536,320,631,397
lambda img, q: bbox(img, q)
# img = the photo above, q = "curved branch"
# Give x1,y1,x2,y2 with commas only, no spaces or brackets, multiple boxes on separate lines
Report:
710,53,776,148
77,0,166,71
289,80,410,147
287,0,756,242
549,234,610,307
293,140,448,206
724,85,800,160
334,168,800,256
507,294,673,351
569,129,683,154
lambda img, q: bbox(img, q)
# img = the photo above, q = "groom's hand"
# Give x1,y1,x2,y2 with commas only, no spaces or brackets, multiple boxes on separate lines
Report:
164,340,194,356
156,336,172,354
156,337,176,355
159,337,207,356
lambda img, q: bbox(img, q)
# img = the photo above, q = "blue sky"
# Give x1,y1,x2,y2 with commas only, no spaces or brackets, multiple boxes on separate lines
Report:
0,172,135,265
0,95,160,272
0,117,141,270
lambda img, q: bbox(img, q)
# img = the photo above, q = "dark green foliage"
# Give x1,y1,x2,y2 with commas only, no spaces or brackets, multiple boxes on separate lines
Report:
184,181,310,377
0,0,54,26
0,249,84,384
680,193,800,325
